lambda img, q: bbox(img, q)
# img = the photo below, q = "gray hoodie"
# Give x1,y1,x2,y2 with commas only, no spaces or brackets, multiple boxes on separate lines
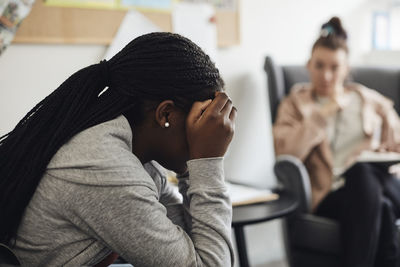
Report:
13,115,233,266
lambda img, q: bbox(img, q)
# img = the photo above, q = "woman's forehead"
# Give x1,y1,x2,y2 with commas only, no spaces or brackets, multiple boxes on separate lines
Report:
312,47,347,63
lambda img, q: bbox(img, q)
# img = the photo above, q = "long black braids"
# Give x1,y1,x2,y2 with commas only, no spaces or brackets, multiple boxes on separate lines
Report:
0,32,224,245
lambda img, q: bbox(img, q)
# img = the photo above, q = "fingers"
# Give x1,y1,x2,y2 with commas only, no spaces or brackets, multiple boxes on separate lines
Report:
221,98,237,124
187,92,237,124
220,97,233,117
186,92,237,159
217,93,237,122
229,106,237,121
186,99,212,124
319,99,340,118
203,92,230,115
200,92,237,122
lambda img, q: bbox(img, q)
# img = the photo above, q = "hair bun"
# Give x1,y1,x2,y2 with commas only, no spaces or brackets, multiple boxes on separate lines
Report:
321,16,347,40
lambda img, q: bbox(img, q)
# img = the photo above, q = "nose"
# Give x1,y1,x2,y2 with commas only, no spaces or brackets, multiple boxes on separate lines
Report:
323,70,333,82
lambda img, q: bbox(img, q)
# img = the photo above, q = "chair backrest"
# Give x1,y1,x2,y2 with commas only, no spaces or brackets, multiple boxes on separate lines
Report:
264,56,400,123
0,243,21,266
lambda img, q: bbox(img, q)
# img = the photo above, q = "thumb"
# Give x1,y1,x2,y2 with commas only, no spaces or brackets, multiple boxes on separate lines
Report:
187,99,212,125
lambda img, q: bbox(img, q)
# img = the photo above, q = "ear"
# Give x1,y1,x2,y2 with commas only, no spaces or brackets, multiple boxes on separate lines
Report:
154,100,175,128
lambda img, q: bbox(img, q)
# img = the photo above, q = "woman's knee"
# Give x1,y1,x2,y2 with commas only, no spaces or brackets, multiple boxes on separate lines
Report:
345,163,380,186
344,163,382,202
345,162,372,178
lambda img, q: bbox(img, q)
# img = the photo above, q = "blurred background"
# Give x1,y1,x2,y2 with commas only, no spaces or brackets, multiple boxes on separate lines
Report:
1,0,400,266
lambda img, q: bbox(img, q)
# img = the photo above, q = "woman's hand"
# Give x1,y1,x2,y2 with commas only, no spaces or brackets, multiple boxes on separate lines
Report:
186,92,237,160
318,98,340,118
316,90,352,118
300,97,339,122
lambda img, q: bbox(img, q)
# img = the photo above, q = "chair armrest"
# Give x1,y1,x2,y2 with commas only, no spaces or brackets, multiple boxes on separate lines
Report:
287,213,341,256
274,154,312,213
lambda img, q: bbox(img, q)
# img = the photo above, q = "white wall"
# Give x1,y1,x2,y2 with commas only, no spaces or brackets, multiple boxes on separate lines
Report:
1,0,400,266
0,44,106,135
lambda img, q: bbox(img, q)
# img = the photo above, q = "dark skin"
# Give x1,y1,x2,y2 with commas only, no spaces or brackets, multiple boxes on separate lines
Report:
129,92,237,174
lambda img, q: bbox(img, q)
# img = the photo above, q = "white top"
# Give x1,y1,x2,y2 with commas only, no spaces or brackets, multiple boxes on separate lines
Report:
316,91,366,185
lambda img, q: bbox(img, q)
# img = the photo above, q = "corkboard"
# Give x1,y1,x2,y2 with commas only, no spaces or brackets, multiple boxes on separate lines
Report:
13,1,239,47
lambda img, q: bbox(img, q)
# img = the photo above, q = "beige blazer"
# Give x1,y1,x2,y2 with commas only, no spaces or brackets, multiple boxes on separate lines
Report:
273,83,400,211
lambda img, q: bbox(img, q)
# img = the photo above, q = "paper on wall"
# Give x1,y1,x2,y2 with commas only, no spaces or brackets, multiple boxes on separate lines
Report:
45,0,173,11
103,10,161,60
172,2,217,62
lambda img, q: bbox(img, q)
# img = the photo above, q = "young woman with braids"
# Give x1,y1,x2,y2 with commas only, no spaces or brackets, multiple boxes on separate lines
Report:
273,17,400,267
0,32,236,266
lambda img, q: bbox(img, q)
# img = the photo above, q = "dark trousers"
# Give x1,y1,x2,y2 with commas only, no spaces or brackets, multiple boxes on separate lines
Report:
315,163,400,267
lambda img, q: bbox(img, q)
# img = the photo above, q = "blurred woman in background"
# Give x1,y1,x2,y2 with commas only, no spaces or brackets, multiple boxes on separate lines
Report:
274,17,400,267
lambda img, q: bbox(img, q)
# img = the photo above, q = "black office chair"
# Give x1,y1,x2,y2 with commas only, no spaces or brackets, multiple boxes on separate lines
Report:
0,243,21,266
264,56,400,267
